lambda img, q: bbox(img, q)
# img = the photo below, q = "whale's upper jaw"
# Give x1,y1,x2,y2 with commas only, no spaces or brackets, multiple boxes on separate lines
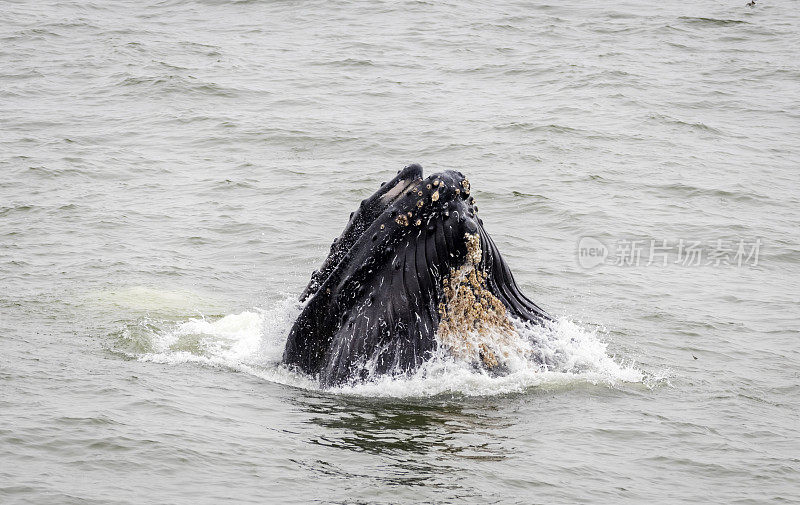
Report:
299,164,477,302
321,165,481,288
299,164,424,301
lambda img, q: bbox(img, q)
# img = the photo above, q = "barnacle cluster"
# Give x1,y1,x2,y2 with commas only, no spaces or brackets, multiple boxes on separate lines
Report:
436,233,526,368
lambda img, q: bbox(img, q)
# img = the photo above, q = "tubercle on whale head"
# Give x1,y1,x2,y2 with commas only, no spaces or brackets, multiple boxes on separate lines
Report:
354,171,481,265
383,170,476,228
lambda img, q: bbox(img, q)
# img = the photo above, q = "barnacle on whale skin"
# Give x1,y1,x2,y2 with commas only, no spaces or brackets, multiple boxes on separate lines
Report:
435,233,530,368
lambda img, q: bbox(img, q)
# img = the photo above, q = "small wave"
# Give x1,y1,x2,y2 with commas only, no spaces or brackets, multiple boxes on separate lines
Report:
0,204,35,217
114,74,237,97
314,58,377,67
679,17,749,27
647,181,769,203
494,122,583,135
511,191,550,200
647,113,723,134
112,296,650,398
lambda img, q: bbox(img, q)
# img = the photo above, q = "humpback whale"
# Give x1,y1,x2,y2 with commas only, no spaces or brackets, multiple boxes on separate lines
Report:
283,164,551,386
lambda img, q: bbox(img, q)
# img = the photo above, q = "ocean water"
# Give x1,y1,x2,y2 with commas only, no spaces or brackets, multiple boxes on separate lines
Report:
1,0,799,503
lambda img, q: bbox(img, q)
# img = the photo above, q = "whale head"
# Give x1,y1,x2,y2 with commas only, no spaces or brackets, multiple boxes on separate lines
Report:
284,164,550,386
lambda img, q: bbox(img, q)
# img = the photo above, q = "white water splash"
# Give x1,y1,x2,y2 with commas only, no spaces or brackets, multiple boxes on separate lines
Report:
335,318,645,397
118,295,647,397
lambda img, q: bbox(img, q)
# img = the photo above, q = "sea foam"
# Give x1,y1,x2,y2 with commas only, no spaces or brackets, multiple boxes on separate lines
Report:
120,295,645,397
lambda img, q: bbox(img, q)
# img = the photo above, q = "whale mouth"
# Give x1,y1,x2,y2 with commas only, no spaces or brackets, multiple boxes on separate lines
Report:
285,164,551,387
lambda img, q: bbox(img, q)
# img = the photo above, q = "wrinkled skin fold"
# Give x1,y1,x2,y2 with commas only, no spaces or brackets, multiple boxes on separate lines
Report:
283,164,551,386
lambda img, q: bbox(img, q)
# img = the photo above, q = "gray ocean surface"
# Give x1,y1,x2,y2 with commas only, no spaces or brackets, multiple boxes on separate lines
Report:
2,0,799,503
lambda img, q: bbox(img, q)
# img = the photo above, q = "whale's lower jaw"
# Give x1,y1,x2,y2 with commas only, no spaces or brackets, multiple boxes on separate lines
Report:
281,167,550,387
